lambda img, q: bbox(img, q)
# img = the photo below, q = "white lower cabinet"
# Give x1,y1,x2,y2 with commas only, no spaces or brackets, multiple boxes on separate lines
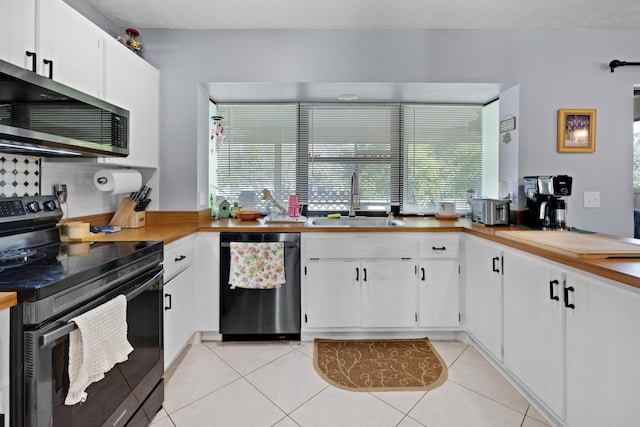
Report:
302,233,418,330
304,259,417,329
163,236,196,371
464,235,504,361
418,233,461,328
361,260,418,328
565,271,640,427
194,232,220,334
471,236,640,427
418,260,460,327
304,261,362,328
503,248,565,421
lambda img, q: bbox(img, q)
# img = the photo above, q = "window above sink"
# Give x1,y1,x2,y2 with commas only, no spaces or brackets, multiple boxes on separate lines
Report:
211,101,497,216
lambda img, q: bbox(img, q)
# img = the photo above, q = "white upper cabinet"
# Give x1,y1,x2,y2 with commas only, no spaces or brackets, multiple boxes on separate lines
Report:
100,37,159,168
0,0,104,97
0,0,36,69
43,0,104,97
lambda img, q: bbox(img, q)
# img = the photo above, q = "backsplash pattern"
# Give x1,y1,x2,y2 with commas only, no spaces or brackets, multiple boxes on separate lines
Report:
0,155,41,197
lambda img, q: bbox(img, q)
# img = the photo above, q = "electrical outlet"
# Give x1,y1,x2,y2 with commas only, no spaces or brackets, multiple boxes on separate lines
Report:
199,191,206,206
584,191,600,208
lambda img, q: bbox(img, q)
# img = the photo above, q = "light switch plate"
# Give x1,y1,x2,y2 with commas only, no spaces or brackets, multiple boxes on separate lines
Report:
584,191,600,208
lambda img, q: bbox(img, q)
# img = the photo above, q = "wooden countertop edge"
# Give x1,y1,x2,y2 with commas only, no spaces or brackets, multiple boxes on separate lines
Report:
0,292,17,310
74,211,640,290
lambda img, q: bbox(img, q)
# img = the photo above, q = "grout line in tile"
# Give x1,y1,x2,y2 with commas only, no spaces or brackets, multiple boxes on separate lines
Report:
444,342,471,368
209,341,298,377
447,377,529,416
395,414,428,427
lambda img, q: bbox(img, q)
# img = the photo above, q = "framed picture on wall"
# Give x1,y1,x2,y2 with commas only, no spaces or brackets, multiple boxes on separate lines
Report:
557,108,596,152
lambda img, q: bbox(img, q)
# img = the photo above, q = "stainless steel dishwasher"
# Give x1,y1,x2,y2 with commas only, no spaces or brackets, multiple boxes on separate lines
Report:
220,233,300,341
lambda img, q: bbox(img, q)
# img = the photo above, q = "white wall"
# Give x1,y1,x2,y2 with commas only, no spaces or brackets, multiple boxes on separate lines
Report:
141,29,640,236
41,160,159,219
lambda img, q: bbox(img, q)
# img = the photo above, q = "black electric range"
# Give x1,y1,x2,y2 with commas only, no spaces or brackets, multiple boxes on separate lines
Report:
0,196,165,426
0,238,162,303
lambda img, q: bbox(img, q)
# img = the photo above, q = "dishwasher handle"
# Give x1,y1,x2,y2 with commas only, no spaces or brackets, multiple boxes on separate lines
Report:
221,242,299,248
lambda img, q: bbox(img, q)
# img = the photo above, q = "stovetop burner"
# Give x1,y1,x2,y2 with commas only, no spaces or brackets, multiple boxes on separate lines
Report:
0,248,46,271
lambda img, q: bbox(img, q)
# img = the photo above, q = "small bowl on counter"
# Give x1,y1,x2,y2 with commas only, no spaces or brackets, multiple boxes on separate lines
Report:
235,210,264,221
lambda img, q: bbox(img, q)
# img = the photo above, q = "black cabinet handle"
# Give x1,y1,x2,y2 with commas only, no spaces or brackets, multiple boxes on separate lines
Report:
355,267,359,281
363,268,367,282
432,246,446,251
421,267,426,281
164,293,172,310
549,279,560,301
43,59,53,79
564,286,575,309
175,255,186,262
25,51,37,72
492,256,500,273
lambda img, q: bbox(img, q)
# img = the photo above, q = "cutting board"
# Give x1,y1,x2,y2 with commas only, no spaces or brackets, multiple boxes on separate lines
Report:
495,230,640,258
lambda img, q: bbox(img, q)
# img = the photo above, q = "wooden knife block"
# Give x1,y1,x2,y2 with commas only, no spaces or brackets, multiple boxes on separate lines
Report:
110,198,146,229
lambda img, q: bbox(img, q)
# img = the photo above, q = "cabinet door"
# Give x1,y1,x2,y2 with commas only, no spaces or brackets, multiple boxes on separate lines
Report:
418,260,460,327
464,235,503,360
503,249,564,419
40,0,104,96
566,272,640,427
0,0,36,69
195,233,219,333
101,37,160,168
361,261,417,328
304,261,361,328
163,265,195,371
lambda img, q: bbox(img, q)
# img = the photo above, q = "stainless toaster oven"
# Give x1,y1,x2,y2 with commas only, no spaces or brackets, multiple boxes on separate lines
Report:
471,199,510,225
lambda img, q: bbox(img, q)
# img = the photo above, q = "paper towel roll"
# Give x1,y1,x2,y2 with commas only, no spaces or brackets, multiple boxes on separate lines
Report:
94,169,142,194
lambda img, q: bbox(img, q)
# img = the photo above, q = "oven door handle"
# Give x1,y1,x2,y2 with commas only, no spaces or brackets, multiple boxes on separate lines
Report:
39,269,163,348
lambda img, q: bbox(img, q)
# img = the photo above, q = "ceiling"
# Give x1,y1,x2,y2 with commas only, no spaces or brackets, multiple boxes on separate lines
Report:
84,0,640,31
81,0,640,104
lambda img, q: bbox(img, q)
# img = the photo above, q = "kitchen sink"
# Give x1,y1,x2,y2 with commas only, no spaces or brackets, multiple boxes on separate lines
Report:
306,216,407,227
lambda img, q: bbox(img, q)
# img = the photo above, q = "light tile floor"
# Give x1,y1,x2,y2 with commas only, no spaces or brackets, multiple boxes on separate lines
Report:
150,340,552,427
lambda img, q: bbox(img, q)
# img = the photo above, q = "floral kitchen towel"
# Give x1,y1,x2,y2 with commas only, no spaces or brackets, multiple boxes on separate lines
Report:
229,242,286,289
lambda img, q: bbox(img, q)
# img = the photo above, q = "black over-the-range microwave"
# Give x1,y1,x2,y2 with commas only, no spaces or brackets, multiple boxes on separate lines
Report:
0,59,129,157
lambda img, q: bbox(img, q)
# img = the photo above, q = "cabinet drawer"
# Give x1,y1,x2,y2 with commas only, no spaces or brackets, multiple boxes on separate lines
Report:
418,233,460,258
164,236,195,282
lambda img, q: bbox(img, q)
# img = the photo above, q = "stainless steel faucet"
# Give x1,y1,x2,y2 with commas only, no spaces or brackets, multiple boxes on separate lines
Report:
349,172,359,217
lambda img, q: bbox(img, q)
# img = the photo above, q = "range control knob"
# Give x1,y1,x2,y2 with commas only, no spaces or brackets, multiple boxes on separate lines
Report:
25,201,41,213
42,200,58,211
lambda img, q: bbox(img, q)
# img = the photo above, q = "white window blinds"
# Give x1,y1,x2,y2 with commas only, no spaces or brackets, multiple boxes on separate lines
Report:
215,104,298,209
298,103,401,212
402,104,483,214
214,102,486,215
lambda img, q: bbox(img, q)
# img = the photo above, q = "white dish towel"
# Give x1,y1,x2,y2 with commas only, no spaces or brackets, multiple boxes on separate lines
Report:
65,294,133,405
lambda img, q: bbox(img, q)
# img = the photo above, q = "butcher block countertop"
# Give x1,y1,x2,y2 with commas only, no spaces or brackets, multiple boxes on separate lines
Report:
0,292,17,310
83,210,640,290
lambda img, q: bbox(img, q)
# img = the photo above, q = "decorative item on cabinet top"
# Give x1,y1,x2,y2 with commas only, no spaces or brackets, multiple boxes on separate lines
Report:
118,28,144,57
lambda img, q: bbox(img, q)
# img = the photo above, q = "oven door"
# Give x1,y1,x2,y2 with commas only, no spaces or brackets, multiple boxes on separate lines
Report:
22,267,164,427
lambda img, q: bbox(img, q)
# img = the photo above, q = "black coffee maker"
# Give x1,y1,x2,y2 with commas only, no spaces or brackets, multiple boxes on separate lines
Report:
523,175,572,230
